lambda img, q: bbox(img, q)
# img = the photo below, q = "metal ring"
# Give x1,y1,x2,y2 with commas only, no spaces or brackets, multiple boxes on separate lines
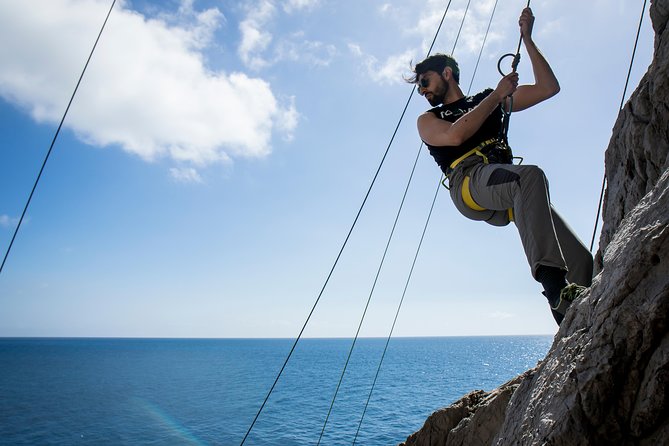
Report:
497,53,516,76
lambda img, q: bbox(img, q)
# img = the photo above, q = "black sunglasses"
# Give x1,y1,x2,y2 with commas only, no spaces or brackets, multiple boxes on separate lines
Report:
419,77,430,89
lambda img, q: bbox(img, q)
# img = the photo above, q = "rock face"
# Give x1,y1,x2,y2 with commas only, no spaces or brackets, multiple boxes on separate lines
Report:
597,0,669,273
400,0,669,444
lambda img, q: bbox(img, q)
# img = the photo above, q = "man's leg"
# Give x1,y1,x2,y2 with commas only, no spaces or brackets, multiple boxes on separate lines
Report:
466,163,567,277
551,207,593,287
465,163,589,324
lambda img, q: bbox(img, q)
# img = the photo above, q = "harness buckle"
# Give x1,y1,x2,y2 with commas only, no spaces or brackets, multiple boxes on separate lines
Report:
446,138,511,175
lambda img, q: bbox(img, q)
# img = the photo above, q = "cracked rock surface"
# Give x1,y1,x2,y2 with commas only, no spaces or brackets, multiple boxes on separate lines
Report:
400,0,669,444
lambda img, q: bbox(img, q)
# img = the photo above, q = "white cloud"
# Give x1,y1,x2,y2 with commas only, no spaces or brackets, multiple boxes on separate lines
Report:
237,0,333,70
0,0,297,171
275,33,337,67
377,2,407,22
348,43,363,58
275,96,299,142
348,0,508,87
537,19,563,39
374,50,416,84
154,0,226,50
283,0,320,14
411,2,505,57
349,46,415,85
379,3,393,15
170,166,203,183
457,13,504,56
489,311,514,320
0,215,18,228
238,0,276,70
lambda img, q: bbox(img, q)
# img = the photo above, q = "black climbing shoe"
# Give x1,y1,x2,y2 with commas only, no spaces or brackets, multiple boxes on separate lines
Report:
543,284,587,325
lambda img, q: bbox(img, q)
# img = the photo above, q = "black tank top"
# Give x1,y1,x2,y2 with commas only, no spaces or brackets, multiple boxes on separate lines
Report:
423,88,504,174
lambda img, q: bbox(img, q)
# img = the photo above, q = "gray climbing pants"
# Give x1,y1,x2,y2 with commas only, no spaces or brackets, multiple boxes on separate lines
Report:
448,159,593,286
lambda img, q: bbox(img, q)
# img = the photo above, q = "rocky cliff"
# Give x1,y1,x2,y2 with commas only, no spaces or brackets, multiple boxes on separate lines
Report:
400,0,669,444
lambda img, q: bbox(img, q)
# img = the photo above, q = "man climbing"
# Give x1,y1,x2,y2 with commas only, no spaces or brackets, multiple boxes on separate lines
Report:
409,7,593,325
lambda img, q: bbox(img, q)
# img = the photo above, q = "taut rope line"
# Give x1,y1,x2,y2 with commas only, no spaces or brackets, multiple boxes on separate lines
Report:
316,1,460,443
318,3,484,443
589,0,648,252
316,1,469,443
0,0,118,276
353,0,501,442
240,2,454,444
466,0,501,94
497,0,531,144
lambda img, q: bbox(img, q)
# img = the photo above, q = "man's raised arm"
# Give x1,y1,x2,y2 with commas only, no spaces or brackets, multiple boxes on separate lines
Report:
508,7,560,112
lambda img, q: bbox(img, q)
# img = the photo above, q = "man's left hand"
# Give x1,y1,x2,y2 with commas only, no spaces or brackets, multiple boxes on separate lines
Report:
519,7,534,40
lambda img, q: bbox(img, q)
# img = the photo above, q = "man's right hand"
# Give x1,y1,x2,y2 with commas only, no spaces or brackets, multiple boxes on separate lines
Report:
495,72,519,101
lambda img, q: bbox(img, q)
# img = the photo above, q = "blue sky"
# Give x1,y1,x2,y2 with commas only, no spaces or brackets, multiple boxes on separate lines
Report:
0,0,654,338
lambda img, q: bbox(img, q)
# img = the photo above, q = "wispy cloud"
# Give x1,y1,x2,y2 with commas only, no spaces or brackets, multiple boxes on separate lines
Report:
349,45,414,85
489,311,514,320
0,215,19,228
275,96,299,142
170,167,203,183
350,0,508,85
410,0,506,57
0,0,297,173
238,0,276,70
283,0,321,14
537,19,563,39
275,33,337,67
237,0,334,70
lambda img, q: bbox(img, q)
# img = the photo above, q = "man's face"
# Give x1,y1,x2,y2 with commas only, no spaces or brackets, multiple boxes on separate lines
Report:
417,71,448,106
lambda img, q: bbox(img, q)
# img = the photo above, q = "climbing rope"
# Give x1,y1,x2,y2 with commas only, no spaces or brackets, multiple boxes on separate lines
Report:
352,1,500,442
589,0,648,252
466,0,501,95
450,0,472,56
322,130,423,446
497,0,531,144
0,0,117,276
249,0,648,439
317,0,470,442
240,2,455,444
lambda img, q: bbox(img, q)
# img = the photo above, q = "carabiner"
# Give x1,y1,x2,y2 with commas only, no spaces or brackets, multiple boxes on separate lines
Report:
497,52,521,76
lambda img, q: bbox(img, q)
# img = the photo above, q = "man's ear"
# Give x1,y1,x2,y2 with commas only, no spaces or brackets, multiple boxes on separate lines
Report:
441,66,452,81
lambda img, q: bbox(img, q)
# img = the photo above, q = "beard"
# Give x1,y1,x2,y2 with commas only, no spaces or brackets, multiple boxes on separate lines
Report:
427,93,444,107
427,75,449,106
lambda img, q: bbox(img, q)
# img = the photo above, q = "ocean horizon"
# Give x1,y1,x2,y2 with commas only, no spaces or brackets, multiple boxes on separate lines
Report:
0,335,553,445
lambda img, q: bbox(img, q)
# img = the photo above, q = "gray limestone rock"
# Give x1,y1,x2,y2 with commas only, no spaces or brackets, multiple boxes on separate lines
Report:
596,0,669,272
400,0,669,444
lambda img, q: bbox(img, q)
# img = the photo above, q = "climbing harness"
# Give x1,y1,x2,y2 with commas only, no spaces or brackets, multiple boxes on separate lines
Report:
446,138,512,175
440,138,515,220
440,0,532,219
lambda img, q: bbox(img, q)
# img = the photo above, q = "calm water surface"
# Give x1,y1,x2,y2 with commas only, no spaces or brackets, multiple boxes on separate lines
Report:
0,336,552,445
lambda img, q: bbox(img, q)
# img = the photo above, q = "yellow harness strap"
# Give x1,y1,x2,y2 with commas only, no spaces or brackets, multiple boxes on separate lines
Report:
462,177,515,221
448,138,514,222
461,176,485,211
448,138,498,172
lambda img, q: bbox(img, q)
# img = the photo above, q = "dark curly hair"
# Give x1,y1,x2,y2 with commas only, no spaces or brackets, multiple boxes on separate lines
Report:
406,53,460,84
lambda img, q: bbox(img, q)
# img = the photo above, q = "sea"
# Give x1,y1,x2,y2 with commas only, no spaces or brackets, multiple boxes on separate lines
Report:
0,336,553,445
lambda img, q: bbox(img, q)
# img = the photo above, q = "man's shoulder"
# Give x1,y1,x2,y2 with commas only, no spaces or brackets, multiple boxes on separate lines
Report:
420,105,444,120
423,88,495,117
471,88,494,102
